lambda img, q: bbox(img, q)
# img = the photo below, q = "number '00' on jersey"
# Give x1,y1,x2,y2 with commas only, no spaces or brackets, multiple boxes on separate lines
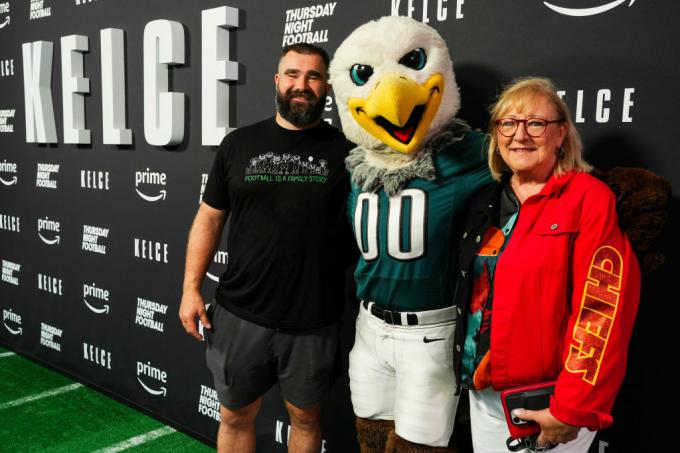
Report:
348,131,492,312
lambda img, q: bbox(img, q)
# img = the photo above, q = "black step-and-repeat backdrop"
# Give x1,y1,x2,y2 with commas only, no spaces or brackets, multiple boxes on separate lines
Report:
1,1,676,451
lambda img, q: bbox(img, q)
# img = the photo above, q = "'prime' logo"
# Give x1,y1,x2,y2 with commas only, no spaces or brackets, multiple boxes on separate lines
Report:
206,250,227,282
0,159,18,185
83,282,110,314
565,246,623,385
544,0,635,17
3,309,22,335
135,168,167,201
38,217,61,245
136,361,167,397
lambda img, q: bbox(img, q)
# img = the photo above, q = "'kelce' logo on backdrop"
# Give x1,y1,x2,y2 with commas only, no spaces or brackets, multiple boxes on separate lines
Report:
40,322,62,351
0,58,14,77
136,361,168,397
38,272,63,295
544,0,635,17
1,259,20,286
0,160,17,186
197,384,220,422
82,342,112,369
275,420,328,451
83,282,110,314
0,213,20,232
206,250,227,282
22,6,239,146
82,224,109,254
29,0,52,20
36,163,59,189
134,238,168,263
134,297,167,333
135,168,167,202
3,309,22,335
81,170,110,190
38,217,61,245
390,0,466,23
0,2,10,30
0,108,15,133
557,87,635,124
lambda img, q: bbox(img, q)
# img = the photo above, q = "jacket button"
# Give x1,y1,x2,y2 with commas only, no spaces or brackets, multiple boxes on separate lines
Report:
456,345,461,352
457,307,462,315
461,270,467,278
475,235,481,243
550,223,558,230
463,232,468,239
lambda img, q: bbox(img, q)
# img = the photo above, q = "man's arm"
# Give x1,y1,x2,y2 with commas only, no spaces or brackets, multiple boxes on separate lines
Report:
179,202,227,340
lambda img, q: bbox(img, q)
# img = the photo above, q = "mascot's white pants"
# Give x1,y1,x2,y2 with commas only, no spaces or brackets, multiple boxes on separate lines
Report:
349,302,458,447
470,387,597,453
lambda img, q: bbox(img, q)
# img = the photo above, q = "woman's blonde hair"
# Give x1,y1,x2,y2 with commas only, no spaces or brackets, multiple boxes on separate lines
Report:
487,77,592,181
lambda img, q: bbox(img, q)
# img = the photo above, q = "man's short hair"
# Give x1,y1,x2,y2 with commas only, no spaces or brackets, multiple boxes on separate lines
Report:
280,43,330,72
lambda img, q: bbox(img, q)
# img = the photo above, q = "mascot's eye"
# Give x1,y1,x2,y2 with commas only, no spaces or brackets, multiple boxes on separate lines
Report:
350,64,374,86
399,48,427,70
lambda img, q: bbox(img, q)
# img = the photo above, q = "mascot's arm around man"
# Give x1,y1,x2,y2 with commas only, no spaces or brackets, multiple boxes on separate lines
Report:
330,16,492,452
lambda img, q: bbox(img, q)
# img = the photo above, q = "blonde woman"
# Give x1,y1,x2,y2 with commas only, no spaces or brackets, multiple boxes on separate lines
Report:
452,77,641,452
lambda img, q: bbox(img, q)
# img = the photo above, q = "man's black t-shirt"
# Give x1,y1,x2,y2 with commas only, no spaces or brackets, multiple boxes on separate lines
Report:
202,118,355,330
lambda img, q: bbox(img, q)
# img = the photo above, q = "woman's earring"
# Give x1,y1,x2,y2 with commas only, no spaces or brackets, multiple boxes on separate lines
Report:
555,145,565,157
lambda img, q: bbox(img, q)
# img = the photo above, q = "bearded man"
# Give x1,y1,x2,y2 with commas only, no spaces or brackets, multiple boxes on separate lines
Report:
179,43,355,453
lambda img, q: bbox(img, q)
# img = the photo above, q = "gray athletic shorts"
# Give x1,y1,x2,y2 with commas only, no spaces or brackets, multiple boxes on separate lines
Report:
204,302,340,409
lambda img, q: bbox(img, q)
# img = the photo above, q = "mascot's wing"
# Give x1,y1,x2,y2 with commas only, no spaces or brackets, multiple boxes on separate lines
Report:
592,167,671,273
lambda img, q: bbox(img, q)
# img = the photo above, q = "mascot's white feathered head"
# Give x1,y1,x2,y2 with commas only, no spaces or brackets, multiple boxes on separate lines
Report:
330,15,460,155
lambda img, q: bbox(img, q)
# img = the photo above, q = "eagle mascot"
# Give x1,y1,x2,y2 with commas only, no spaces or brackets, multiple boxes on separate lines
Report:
330,16,491,453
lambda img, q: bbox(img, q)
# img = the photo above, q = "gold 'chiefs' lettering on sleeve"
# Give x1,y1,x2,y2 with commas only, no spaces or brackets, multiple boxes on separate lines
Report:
565,246,623,385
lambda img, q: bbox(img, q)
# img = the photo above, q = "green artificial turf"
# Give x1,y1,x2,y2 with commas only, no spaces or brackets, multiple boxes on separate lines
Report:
0,354,74,403
0,349,214,452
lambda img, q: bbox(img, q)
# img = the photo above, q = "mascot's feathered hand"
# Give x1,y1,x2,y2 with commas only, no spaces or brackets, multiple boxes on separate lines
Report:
330,16,470,196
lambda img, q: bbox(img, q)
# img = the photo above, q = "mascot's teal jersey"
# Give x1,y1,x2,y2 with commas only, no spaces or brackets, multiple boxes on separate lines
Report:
349,131,492,312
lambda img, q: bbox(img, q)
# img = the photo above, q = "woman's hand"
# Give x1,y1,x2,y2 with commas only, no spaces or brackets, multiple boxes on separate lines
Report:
514,408,580,447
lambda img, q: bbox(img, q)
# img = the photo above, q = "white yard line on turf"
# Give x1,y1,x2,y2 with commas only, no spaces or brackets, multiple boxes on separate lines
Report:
0,352,16,358
0,383,82,410
91,426,177,453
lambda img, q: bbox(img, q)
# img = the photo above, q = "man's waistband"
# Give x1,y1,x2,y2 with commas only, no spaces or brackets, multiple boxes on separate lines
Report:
361,301,455,326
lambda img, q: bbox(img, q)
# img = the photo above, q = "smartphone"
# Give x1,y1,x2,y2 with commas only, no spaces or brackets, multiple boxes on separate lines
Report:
500,381,555,439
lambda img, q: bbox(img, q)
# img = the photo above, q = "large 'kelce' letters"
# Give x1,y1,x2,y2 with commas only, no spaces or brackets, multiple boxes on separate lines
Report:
22,6,239,147
101,28,132,145
23,41,58,143
61,35,91,144
143,20,185,146
202,6,239,146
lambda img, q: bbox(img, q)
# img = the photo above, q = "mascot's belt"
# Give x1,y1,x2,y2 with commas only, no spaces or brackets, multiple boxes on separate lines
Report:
361,301,455,326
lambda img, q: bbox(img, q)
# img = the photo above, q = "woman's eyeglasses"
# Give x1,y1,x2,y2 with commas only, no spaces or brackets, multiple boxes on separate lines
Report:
495,118,564,138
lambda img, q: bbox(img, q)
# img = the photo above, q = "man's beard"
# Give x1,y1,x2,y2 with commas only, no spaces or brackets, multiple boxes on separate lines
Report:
275,87,325,127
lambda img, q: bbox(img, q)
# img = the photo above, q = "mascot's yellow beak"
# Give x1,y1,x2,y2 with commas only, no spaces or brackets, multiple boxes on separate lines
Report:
348,73,444,154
